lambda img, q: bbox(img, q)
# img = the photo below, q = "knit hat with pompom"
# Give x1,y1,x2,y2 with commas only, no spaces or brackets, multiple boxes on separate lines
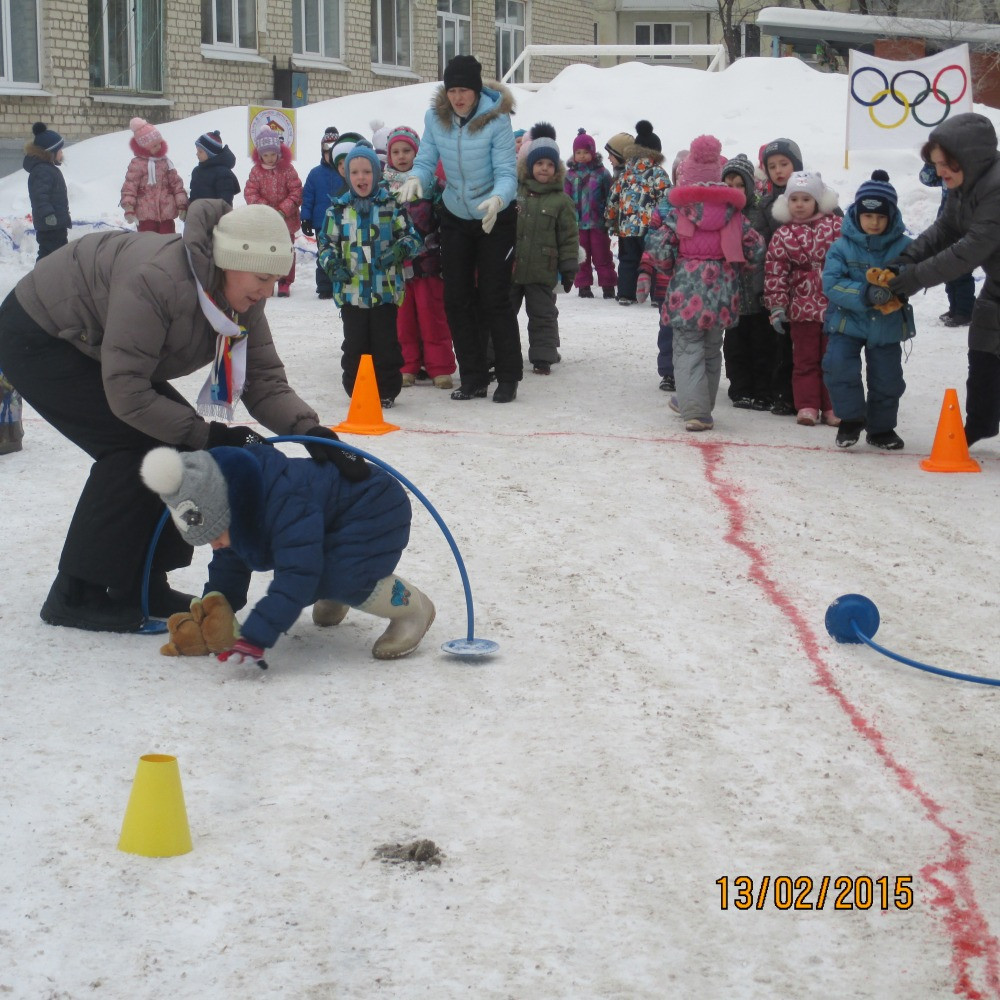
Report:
31,121,64,153
633,120,661,153
130,117,163,151
140,448,230,548
572,128,596,155
678,135,723,185
853,169,897,218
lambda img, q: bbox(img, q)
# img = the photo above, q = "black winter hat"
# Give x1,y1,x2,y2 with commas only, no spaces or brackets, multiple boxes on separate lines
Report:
322,125,340,149
195,130,225,157
761,137,803,174
634,119,661,153
443,54,483,93
529,121,556,142
721,153,756,194
31,121,64,153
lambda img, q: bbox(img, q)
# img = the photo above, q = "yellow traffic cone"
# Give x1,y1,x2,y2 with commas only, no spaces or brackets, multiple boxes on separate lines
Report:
333,354,400,435
117,754,193,857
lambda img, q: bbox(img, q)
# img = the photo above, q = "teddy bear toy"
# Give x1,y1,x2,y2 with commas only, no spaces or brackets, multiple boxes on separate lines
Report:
159,591,239,656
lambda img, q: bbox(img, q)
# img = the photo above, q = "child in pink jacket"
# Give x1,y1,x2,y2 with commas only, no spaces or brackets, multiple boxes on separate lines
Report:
763,170,842,427
245,130,303,296
119,117,188,234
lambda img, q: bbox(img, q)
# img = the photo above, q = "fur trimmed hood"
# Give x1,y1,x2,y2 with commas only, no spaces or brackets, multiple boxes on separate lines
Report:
433,82,516,134
251,142,294,169
623,144,664,165
771,184,839,224
669,183,745,210
129,136,170,158
23,143,60,163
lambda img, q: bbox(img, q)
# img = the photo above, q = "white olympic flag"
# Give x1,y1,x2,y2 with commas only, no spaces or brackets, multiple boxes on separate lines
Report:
846,44,973,160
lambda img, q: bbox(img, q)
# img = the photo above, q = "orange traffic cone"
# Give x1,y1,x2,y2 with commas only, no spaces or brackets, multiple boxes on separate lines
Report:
333,354,399,436
920,388,980,473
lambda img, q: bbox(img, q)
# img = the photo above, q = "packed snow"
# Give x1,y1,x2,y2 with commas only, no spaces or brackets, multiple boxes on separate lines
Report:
2,58,1000,1000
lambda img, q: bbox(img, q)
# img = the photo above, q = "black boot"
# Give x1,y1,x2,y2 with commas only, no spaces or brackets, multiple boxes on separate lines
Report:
493,382,518,403
40,572,144,633
108,571,195,619
578,287,594,299
450,384,488,400
602,286,616,299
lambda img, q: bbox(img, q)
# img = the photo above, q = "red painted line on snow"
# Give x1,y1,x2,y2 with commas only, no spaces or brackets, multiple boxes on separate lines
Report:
691,437,999,999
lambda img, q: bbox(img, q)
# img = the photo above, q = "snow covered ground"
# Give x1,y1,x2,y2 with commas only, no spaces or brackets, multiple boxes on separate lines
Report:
2,58,1000,999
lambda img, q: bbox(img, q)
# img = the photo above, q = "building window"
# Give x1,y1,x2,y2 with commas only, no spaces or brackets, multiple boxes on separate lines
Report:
371,0,411,69
201,0,257,50
438,0,470,78
89,0,163,91
1,0,40,85
294,0,342,60
495,0,525,83
635,21,691,58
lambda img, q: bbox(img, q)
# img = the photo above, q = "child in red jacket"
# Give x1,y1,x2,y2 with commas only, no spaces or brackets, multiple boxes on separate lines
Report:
245,130,303,296
763,171,841,427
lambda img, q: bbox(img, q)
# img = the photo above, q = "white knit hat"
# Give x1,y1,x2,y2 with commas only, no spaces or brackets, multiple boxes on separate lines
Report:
212,205,293,275
141,448,231,547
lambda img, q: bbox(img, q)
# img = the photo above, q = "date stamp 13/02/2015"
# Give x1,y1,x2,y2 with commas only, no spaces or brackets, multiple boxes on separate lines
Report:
716,875,914,911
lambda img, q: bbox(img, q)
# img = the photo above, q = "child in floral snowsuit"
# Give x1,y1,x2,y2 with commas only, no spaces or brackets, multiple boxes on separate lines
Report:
764,170,842,427
641,136,765,432
317,145,421,406
605,120,669,304
564,129,616,299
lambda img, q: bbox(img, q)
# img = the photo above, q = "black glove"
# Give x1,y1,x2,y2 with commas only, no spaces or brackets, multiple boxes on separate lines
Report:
206,422,270,449
864,283,893,306
301,220,314,238
303,426,370,482
562,274,575,293
887,264,919,298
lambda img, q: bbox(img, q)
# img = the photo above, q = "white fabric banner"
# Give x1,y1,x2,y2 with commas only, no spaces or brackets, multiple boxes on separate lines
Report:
846,44,973,158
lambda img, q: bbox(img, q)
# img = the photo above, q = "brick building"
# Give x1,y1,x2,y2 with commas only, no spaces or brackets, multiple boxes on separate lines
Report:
0,0,593,172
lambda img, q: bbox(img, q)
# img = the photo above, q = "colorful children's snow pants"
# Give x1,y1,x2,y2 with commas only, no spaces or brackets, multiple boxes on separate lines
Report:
397,275,456,378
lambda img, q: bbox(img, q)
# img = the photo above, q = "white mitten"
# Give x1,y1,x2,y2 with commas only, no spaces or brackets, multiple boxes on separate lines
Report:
398,177,423,203
477,195,504,234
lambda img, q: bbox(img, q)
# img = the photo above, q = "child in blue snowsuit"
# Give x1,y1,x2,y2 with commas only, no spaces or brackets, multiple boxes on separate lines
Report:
822,170,915,451
140,443,435,666
317,144,421,405
301,126,346,300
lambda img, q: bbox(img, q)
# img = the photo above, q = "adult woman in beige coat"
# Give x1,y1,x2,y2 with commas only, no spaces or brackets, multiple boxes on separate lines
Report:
0,200,358,633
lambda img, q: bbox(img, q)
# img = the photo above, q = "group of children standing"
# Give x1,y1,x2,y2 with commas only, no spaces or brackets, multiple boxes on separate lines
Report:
11,112,921,452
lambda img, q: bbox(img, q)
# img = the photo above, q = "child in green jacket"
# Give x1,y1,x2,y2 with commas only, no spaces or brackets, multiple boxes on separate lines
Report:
511,132,579,378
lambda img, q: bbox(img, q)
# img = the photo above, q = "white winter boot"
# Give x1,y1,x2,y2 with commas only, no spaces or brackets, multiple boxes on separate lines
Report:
312,599,350,627
356,575,435,659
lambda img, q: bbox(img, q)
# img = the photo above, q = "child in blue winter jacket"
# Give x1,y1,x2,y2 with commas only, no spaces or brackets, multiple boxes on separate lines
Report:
317,144,421,405
822,170,915,450
140,444,435,667
301,126,345,300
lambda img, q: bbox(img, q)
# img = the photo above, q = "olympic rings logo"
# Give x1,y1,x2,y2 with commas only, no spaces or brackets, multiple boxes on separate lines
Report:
850,64,968,129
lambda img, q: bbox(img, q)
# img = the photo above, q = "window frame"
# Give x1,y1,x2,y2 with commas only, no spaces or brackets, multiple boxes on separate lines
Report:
294,0,343,62
495,0,526,83
437,0,471,79
89,0,164,93
1,0,41,88
371,0,413,72
633,20,691,60
202,0,258,54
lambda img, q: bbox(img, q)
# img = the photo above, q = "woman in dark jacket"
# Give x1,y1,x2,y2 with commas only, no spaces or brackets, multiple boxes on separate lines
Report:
23,122,71,260
889,112,1000,445
0,201,359,634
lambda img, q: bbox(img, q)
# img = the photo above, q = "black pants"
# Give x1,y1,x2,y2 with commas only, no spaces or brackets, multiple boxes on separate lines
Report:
724,312,776,401
341,303,403,400
36,228,68,261
0,291,192,590
316,261,332,297
617,236,644,301
966,349,1000,442
439,205,522,387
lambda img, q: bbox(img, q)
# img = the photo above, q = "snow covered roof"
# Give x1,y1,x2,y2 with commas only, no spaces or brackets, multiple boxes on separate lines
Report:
756,6,1000,45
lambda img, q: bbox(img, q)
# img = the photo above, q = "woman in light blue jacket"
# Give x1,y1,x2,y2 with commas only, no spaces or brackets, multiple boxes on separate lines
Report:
402,55,523,403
